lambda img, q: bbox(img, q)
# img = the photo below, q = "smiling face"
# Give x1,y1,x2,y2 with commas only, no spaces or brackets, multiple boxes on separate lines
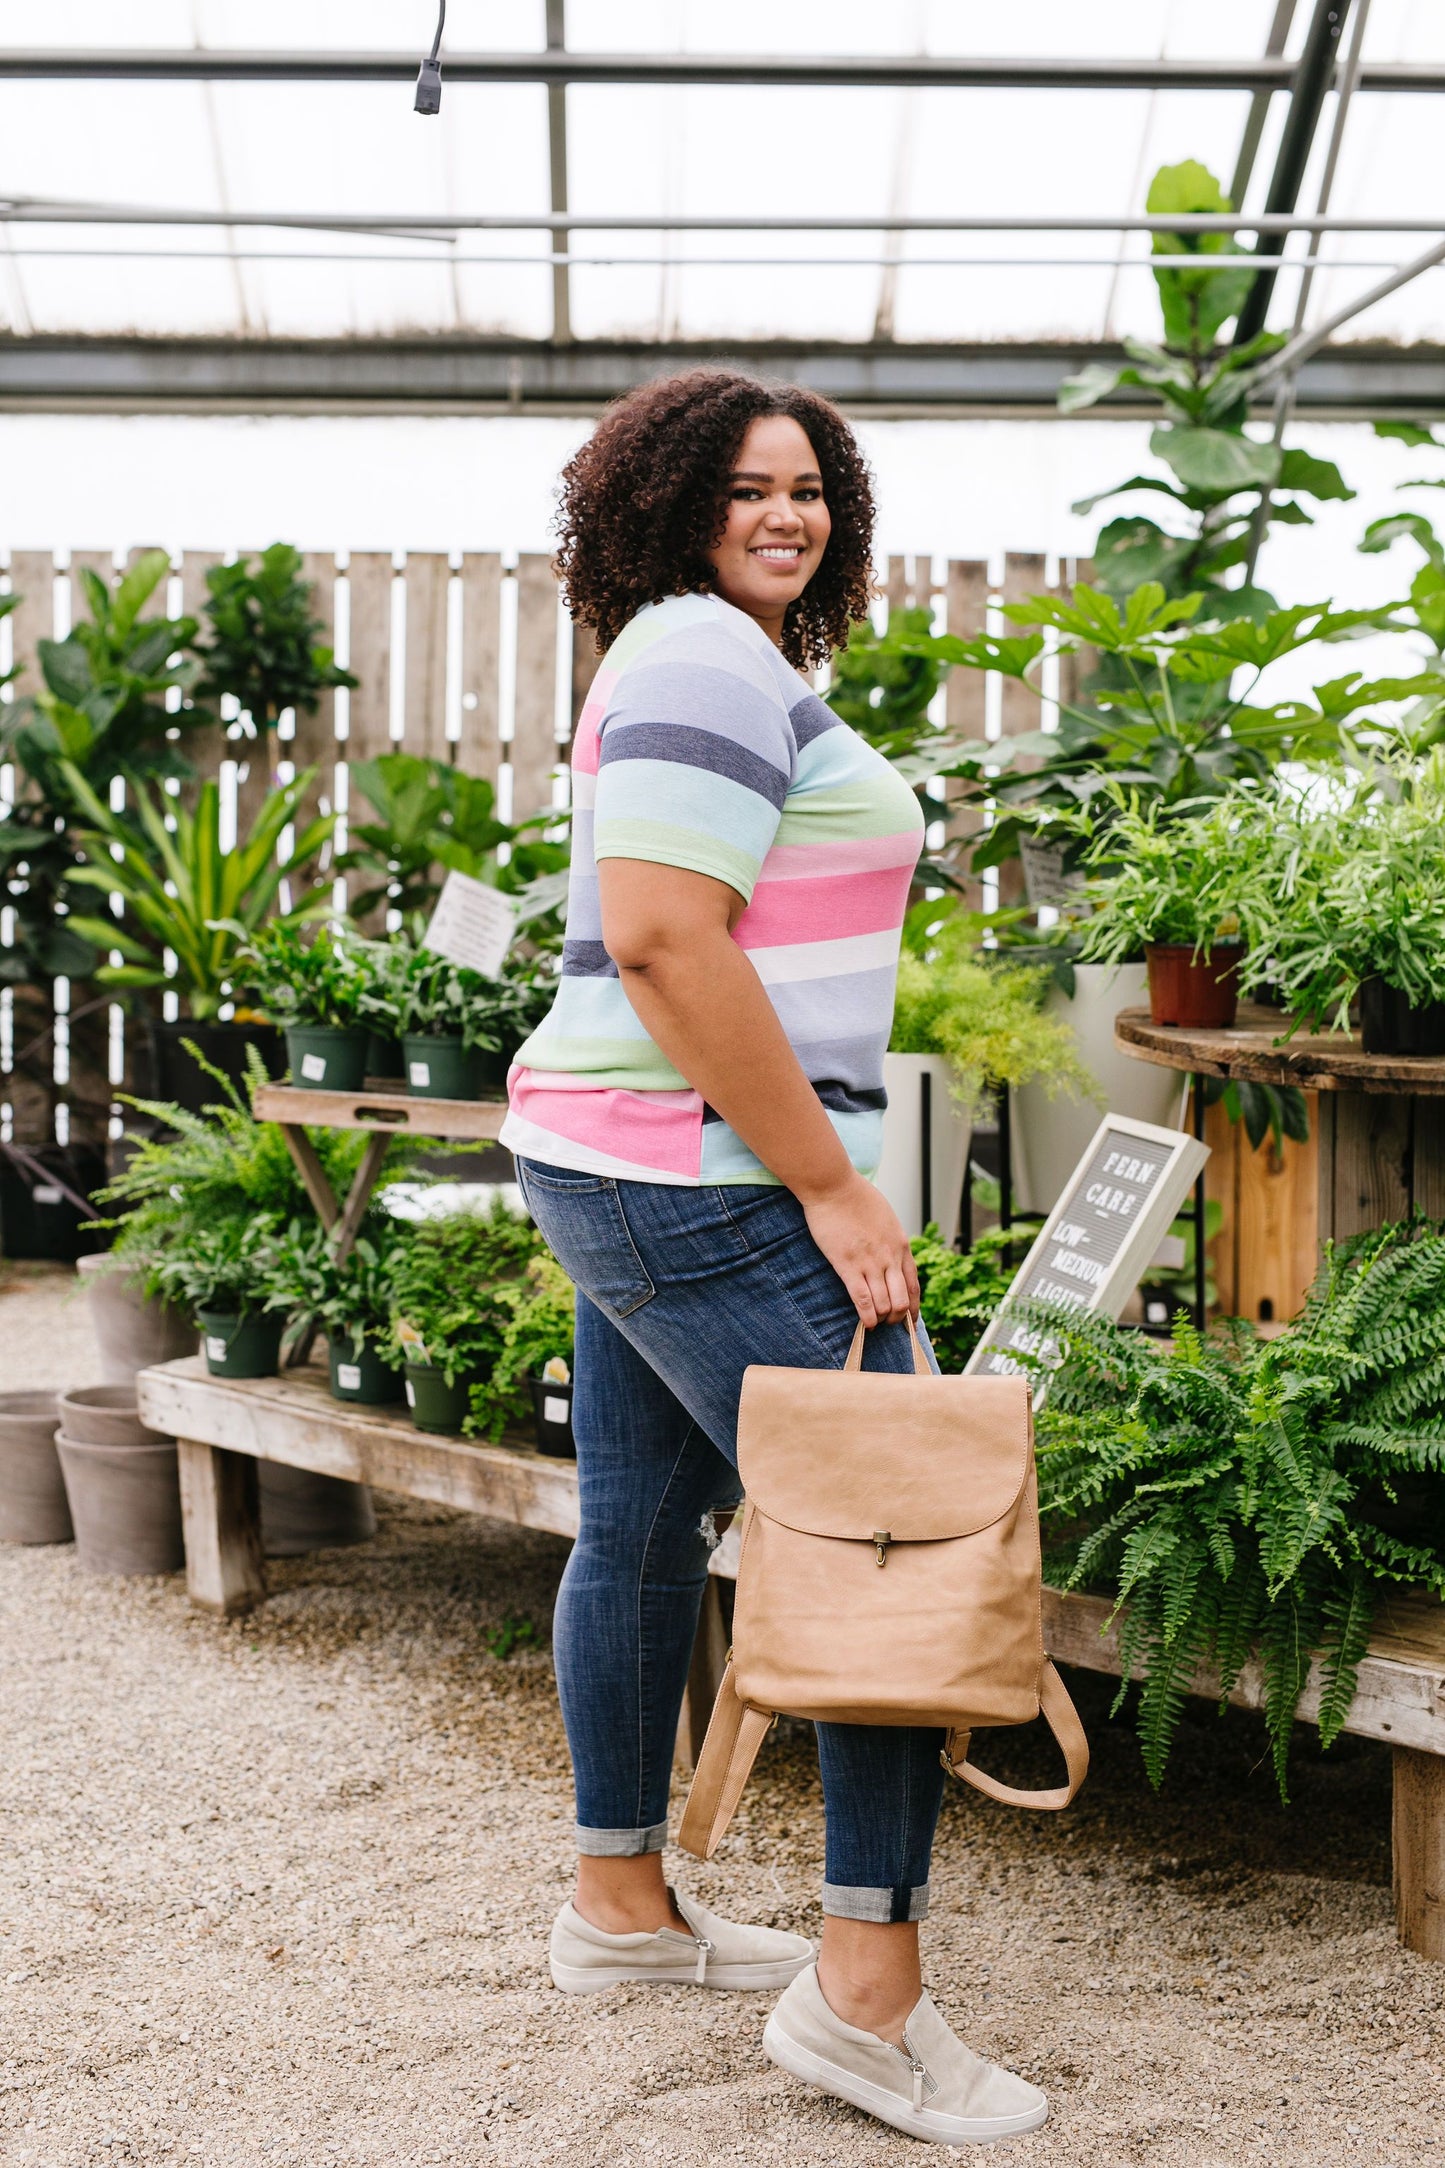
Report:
703,412,833,647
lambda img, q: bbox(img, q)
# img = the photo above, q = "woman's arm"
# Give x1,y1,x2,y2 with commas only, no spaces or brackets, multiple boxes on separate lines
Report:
598,856,919,1328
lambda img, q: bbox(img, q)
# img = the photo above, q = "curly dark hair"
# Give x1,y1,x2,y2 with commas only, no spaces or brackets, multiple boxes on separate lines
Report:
554,369,876,670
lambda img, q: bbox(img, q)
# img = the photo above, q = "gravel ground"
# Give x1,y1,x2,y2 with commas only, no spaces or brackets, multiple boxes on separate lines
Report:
2,1265,1443,2168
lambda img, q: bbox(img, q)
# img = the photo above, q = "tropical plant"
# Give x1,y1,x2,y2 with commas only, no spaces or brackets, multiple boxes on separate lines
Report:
1252,752,1445,1030
230,921,370,1033
192,543,356,737
263,1213,406,1345
338,750,570,930
1059,160,1355,622
1029,1218,1445,1797
88,1045,373,1291
61,765,336,1019
907,583,1414,879
889,902,1093,1114
384,1197,543,1385
467,1252,576,1442
824,606,960,762
1065,787,1266,965
358,927,555,1060
910,1222,1018,1371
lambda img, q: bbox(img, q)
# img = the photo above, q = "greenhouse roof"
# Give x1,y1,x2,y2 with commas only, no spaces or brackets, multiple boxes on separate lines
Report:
3,1,1445,413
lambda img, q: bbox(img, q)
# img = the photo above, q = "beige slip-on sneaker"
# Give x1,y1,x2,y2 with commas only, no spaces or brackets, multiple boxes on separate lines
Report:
763,1961,1048,2146
549,1886,814,1994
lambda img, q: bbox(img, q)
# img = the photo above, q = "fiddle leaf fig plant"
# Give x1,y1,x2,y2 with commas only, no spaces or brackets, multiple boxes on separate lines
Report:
192,543,356,736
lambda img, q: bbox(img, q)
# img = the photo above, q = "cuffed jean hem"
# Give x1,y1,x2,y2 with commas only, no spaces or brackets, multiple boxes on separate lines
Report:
822,1880,931,1924
575,1821,669,1857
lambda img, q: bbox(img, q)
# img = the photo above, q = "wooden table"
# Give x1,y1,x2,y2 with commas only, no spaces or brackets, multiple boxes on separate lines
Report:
136,1354,1445,1959
1115,1003,1445,1240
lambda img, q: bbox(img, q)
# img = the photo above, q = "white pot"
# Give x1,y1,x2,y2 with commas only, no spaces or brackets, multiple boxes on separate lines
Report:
1010,963,1189,1217
875,1053,974,1245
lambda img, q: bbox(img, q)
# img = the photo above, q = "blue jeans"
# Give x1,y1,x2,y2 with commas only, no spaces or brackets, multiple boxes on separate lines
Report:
515,1160,947,1924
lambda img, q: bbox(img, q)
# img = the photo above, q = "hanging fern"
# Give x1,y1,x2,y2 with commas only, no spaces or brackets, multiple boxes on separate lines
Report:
1027,1218,1445,1799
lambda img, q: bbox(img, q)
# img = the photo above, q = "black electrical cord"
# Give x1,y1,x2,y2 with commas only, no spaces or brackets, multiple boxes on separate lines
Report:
415,0,445,113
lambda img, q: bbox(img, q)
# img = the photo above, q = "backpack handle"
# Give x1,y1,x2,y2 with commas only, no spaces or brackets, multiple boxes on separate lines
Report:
940,1661,1089,1811
843,1314,931,1376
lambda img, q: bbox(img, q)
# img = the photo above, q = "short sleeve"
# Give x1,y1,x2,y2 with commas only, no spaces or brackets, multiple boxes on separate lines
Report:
592,621,795,904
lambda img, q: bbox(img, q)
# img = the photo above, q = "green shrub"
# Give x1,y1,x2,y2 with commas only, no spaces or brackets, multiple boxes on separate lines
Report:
467,1253,576,1442
384,1197,543,1385
910,1223,1018,1372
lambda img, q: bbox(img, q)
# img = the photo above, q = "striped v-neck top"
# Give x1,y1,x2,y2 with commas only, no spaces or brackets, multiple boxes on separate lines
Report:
500,592,924,1185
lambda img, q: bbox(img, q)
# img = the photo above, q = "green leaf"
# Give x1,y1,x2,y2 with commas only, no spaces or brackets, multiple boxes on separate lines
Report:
1360,512,1444,569
1374,420,1442,449
1152,425,1281,496
1277,448,1355,503
111,549,172,637
36,637,93,707
1057,362,1126,416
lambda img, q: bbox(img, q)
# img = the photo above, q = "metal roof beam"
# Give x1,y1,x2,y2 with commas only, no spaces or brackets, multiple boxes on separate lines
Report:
1,336,1439,418
1,49,1444,92
1235,0,1356,344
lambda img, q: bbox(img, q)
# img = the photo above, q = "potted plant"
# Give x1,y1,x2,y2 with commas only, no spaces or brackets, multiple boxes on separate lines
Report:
1069,790,1263,1029
360,934,530,1100
232,922,372,1093
385,1197,543,1432
467,1252,577,1454
265,1214,406,1405
62,763,336,1112
1258,755,1445,1055
1030,1216,1445,1798
149,1217,288,1379
878,902,1092,1241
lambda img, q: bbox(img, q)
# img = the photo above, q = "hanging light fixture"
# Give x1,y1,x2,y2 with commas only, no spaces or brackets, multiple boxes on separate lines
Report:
415,0,445,114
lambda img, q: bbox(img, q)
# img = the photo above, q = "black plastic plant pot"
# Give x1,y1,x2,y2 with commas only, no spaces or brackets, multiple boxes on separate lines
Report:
531,1377,576,1459
146,1019,284,1116
1359,977,1445,1058
198,1309,284,1380
402,1033,486,1100
328,1332,405,1405
285,1025,370,1093
403,1362,476,1434
364,1030,405,1081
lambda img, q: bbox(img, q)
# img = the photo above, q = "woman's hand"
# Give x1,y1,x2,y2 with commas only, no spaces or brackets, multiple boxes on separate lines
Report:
799,1169,921,1328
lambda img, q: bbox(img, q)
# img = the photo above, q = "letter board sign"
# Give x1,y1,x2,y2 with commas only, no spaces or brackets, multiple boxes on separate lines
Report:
964,1114,1210,1378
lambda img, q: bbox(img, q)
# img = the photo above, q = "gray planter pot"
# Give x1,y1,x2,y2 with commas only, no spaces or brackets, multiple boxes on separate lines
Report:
58,1384,171,1450
76,1253,197,1385
258,1464,377,1557
0,1391,73,1545
55,1435,184,1576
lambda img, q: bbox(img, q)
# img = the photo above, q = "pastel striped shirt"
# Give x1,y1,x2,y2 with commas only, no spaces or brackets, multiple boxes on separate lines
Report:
500,592,924,1185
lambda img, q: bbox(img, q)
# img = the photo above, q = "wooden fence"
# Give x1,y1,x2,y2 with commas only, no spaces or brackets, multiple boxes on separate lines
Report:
0,542,1313,1322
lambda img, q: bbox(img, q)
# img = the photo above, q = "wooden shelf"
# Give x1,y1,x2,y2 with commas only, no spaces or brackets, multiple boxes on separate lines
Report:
1115,1003,1445,1096
252,1082,510,1139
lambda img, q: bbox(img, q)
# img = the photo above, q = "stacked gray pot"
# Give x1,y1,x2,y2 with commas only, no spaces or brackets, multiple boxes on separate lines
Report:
0,1393,74,1546
54,1385,185,1576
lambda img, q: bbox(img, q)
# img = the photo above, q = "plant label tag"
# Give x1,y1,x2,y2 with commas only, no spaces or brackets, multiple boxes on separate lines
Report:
33,1185,63,1205
300,1053,328,1082
544,1395,570,1425
409,1061,431,1088
423,870,518,980
205,1336,227,1361
966,1113,1210,1388
337,1363,362,1391
405,1379,417,1407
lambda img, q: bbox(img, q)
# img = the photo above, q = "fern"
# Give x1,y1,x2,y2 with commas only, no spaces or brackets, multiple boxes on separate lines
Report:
1031,1216,1445,1799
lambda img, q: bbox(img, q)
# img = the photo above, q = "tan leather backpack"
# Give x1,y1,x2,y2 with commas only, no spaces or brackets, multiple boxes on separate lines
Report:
678,1319,1088,1860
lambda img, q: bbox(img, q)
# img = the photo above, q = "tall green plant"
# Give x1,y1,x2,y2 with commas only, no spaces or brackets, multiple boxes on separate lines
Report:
1031,1219,1445,1797
63,764,336,1019
192,543,355,735
339,750,570,928
1060,161,1354,621
825,606,959,761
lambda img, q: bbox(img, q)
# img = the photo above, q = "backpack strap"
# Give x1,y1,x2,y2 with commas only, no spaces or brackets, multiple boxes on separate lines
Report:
940,1660,1089,1811
677,1659,776,1861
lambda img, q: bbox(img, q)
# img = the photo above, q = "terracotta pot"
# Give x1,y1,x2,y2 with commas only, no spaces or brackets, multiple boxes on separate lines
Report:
258,1464,377,1557
0,1391,72,1545
55,1436,184,1576
76,1254,197,1385
1145,944,1243,1029
58,1384,171,1450
1358,977,1445,1058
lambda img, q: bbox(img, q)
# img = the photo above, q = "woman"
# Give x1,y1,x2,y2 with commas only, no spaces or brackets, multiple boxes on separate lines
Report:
500,370,1047,2147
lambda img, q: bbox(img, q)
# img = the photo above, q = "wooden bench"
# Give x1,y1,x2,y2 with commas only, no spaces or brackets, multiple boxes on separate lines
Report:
136,1356,1445,1961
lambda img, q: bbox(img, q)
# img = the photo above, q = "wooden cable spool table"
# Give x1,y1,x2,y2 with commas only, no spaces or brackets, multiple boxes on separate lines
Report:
1115,1001,1445,1957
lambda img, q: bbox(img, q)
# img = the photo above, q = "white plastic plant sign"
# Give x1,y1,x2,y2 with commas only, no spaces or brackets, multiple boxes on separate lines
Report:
423,870,517,979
